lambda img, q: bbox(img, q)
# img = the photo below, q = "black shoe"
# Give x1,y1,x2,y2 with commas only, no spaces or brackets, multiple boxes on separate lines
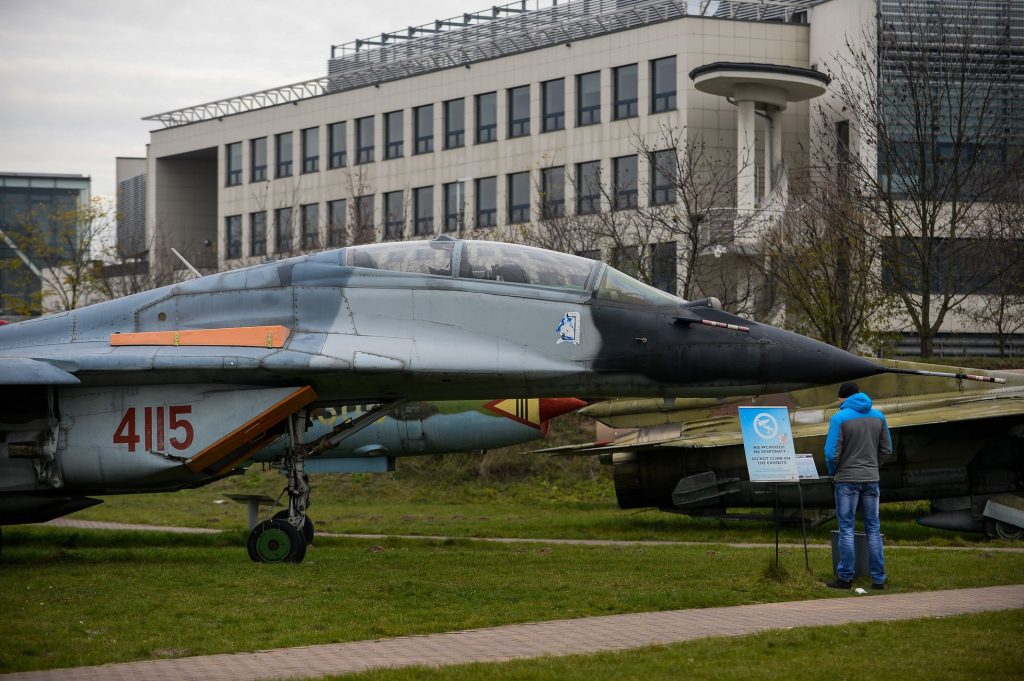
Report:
826,578,852,590
871,583,885,590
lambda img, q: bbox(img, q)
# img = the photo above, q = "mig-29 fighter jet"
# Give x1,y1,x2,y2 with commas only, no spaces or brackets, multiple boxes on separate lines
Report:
0,236,895,561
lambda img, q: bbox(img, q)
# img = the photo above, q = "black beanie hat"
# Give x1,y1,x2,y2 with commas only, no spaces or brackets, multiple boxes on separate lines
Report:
837,382,859,399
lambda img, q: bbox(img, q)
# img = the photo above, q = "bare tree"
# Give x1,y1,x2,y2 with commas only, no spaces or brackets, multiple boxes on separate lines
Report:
955,188,1024,355
0,196,115,315
820,0,1024,356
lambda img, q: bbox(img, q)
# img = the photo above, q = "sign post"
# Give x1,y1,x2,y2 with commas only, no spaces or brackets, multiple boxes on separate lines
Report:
737,407,809,570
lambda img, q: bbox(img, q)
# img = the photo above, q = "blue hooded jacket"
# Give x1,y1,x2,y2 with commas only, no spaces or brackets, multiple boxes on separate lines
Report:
824,392,892,481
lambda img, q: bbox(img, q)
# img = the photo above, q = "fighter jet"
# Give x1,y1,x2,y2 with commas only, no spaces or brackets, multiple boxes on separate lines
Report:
544,359,1024,539
0,236,899,561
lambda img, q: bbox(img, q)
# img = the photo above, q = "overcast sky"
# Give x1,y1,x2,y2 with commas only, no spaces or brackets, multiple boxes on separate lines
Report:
0,0,473,201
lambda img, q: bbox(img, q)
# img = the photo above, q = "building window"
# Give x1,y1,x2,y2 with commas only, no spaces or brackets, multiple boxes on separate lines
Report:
475,176,496,227
507,172,530,224
352,195,374,244
413,186,434,235
443,181,464,232
541,166,565,219
356,116,374,164
444,98,465,149
650,56,676,113
613,64,638,120
613,155,638,209
250,138,267,182
576,161,601,215
414,105,434,154
542,79,565,133
651,150,677,205
476,92,497,144
301,127,319,173
328,122,347,169
275,207,293,253
384,190,404,240
577,71,600,126
327,199,346,247
275,132,293,178
225,214,242,258
384,110,404,160
650,241,677,294
250,211,267,256
301,203,320,250
508,85,530,138
611,245,640,278
226,142,242,186
577,249,601,261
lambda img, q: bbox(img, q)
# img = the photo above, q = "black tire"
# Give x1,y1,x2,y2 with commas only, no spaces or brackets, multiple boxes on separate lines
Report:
994,520,1024,541
247,519,307,563
273,510,314,544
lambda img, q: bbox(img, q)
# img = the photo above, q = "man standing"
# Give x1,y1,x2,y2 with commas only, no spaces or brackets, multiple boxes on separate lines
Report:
824,381,892,590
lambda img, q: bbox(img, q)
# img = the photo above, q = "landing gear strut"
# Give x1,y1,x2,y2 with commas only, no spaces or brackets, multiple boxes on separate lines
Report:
246,401,401,563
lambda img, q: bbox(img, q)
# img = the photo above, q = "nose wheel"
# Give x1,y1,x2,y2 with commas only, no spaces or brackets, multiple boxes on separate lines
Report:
247,518,307,563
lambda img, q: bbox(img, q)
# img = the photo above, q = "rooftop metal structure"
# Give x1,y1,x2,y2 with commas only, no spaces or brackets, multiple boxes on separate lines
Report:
144,0,819,129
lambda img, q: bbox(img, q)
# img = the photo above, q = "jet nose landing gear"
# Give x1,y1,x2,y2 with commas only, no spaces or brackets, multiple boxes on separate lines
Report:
245,400,402,563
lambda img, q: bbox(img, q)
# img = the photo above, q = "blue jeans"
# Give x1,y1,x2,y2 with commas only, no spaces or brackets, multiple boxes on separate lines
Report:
835,482,886,584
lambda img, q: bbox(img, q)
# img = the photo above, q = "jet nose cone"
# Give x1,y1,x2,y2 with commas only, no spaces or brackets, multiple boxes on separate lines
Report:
539,398,588,422
763,327,884,385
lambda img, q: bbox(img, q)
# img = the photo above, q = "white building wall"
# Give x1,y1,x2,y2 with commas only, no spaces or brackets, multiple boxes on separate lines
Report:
146,14,812,273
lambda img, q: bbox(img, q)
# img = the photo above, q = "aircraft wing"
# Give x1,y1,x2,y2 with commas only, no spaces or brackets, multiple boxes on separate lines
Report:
544,392,1024,455
0,357,80,385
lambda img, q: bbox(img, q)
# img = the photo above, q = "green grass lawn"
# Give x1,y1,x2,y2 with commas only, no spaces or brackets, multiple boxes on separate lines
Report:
1,527,1021,673
332,610,1024,681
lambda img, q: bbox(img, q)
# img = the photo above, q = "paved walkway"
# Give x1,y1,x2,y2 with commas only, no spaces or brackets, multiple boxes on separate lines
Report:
41,518,1024,552
4,584,1022,681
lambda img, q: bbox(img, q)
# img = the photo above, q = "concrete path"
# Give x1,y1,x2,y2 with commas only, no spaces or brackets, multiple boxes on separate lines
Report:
4,584,1021,681
41,518,1024,552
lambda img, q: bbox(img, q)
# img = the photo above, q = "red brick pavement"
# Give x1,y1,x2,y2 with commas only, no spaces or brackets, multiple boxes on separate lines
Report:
3,585,1021,681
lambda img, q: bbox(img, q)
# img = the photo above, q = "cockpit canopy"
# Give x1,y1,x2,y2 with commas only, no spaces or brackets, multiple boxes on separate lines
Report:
344,238,683,307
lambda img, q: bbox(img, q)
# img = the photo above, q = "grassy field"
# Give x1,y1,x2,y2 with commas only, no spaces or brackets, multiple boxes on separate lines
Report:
1,526,1022,673
4,403,1022,675
332,610,1024,681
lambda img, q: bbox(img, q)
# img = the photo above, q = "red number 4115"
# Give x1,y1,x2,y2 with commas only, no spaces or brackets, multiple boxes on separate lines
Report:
113,406,194,453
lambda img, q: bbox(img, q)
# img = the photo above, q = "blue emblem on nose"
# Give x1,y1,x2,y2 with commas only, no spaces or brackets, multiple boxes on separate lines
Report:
556,312,580,345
